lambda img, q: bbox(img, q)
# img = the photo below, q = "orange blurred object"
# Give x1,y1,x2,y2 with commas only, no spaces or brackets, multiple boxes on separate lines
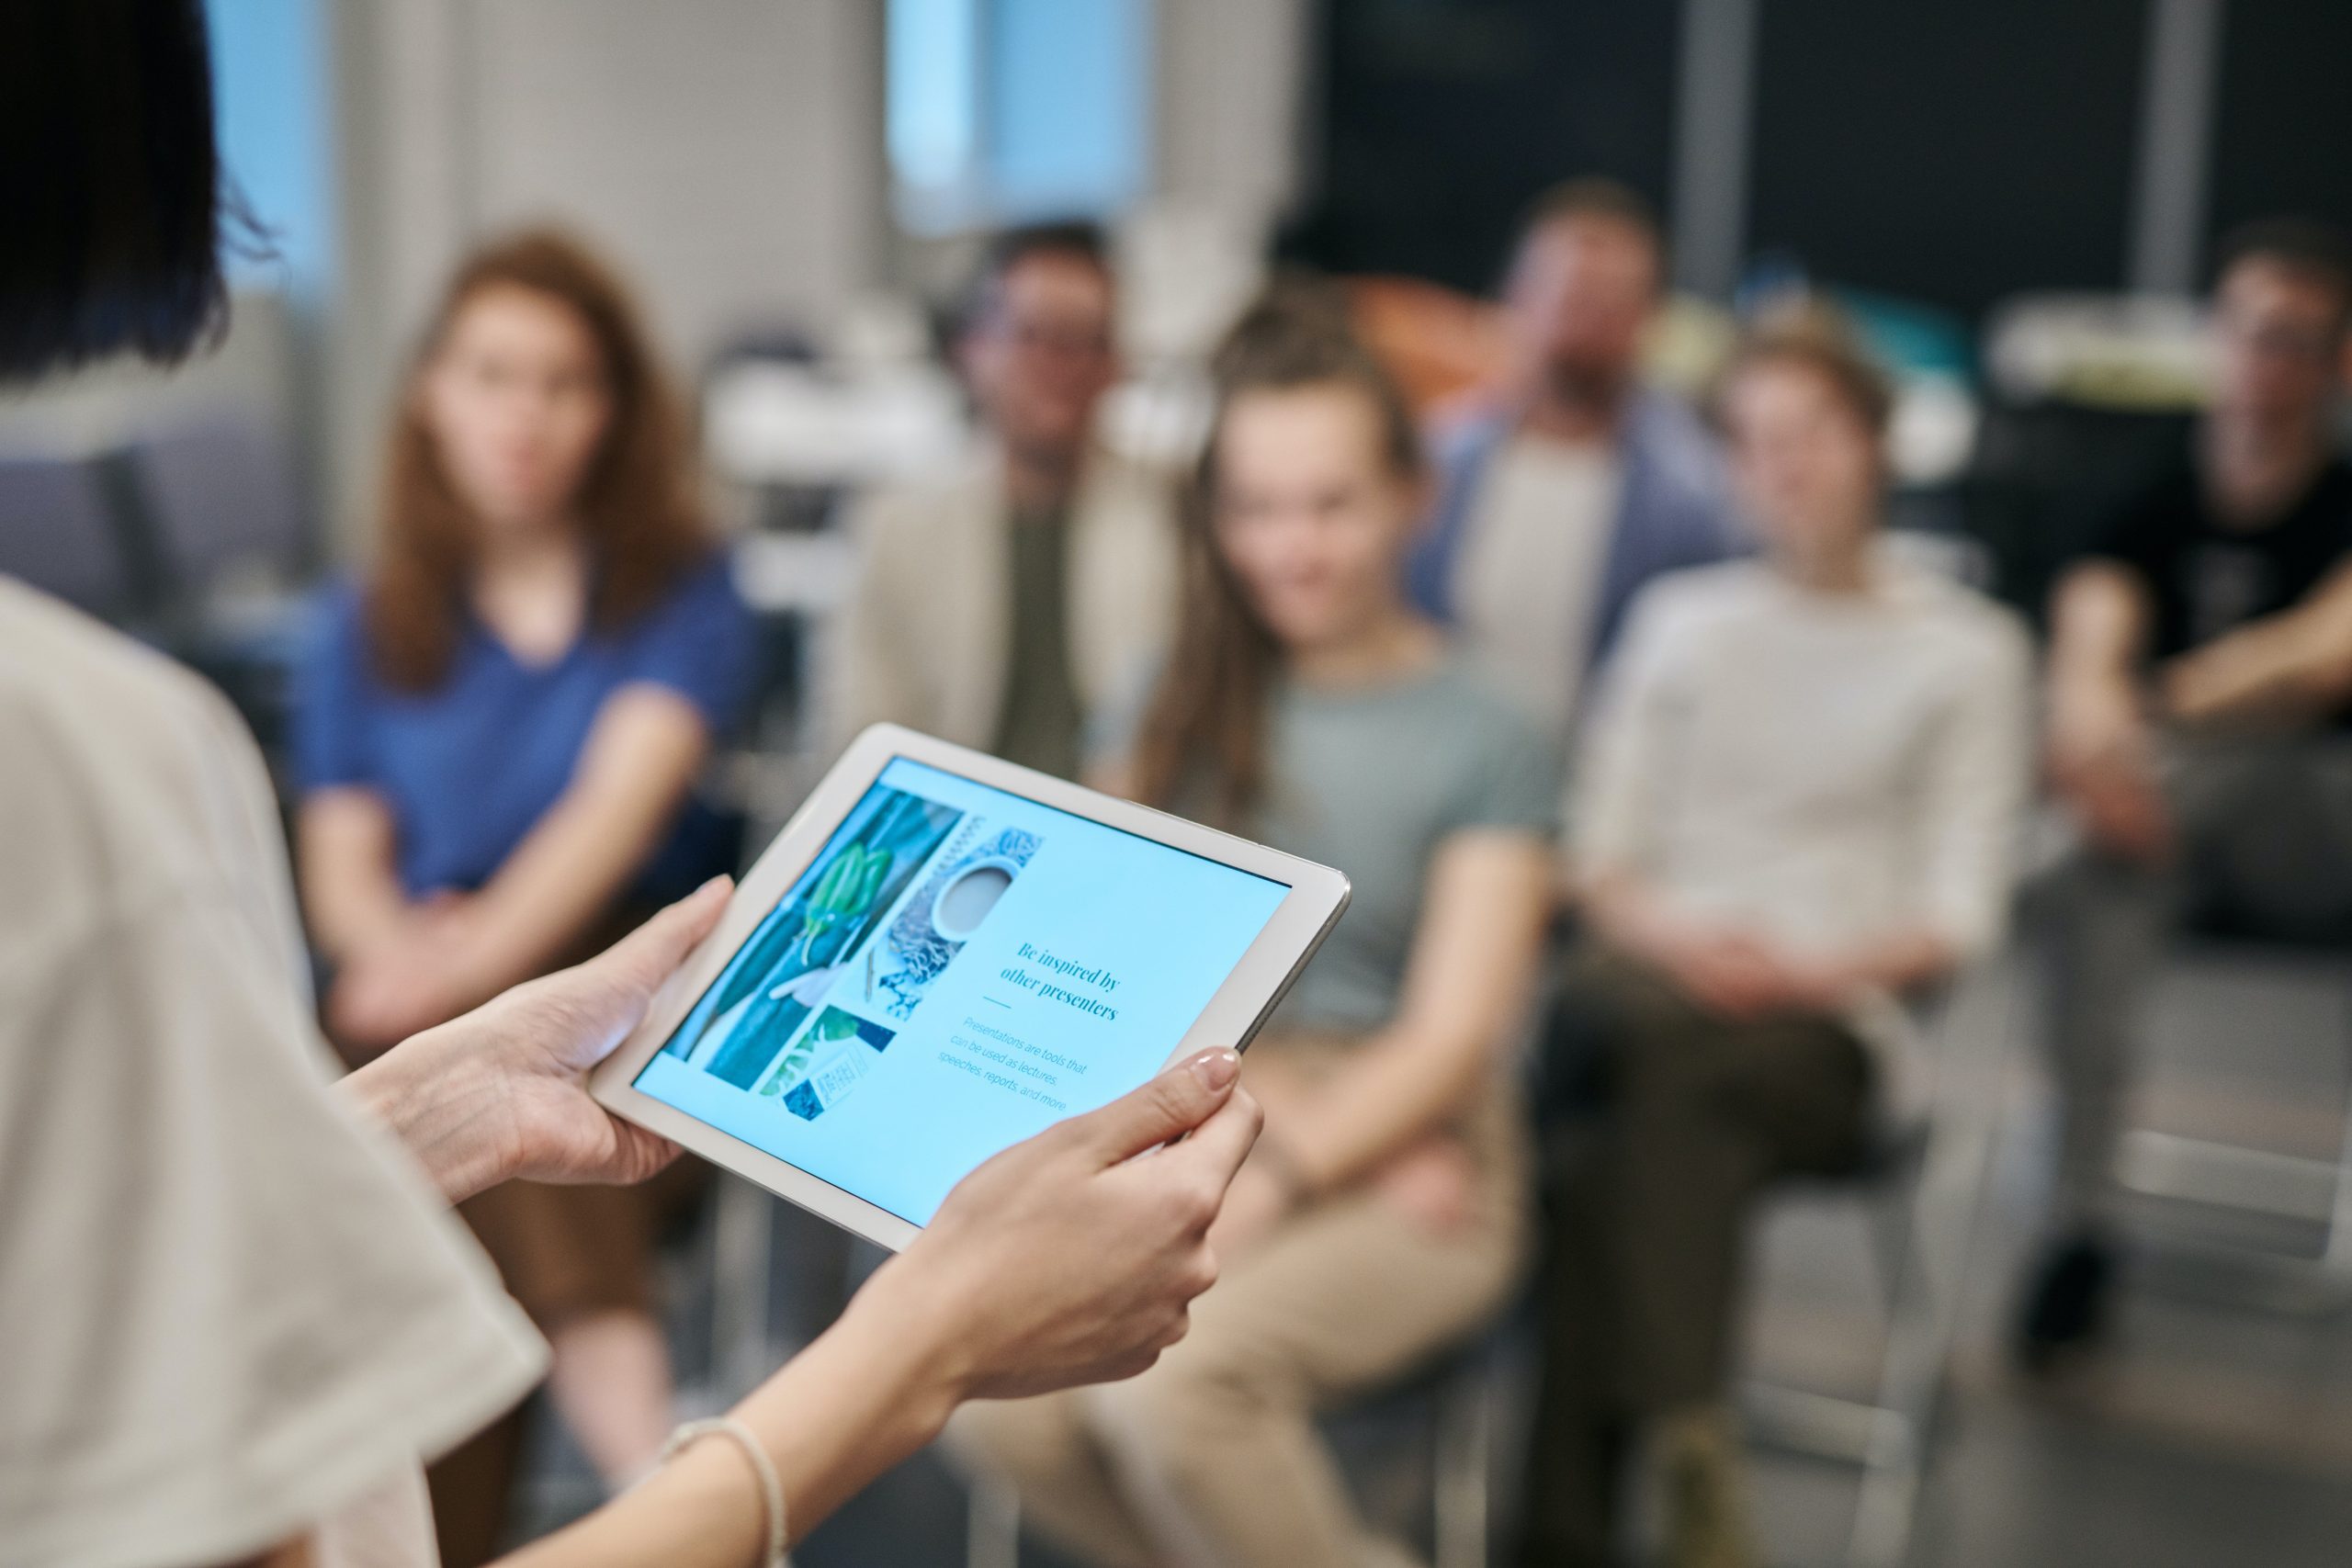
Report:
1342,275,1511,417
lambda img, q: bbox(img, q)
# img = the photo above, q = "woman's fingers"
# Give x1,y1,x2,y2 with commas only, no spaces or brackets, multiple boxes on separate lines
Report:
1153,1086,1264,1198
594,875,733,1003
1072,1048,1243,1168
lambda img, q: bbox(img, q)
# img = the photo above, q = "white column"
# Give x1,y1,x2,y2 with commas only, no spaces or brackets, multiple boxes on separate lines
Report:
1668,0,1760,301
2126,0,2225,297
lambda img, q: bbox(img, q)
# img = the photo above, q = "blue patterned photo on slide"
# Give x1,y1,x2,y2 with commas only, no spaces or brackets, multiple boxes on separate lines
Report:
767,1007,898,1121
873,824,1041,1021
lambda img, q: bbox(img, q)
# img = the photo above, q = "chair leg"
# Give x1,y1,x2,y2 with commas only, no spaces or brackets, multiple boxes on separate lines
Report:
1844,971,2015,1568
1433,1360,1494,1568
2106,963,2352,1315
2316,1055,2352,1279
967,1475,1022,1568
710,1175,775,1397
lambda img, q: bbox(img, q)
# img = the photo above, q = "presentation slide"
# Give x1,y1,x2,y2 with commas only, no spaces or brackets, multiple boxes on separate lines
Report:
633,757,1290,1224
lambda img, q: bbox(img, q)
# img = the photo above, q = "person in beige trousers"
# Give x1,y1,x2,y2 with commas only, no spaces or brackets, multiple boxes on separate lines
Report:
828,221,1179,777
946,294,1554,1568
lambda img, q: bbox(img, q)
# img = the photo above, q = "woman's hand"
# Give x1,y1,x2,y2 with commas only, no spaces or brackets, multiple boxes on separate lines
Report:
851,1049,1262,1403
326,894,491,1055
1374,1133,1479,1235
345,877,731,1202
519,1053,1266,1568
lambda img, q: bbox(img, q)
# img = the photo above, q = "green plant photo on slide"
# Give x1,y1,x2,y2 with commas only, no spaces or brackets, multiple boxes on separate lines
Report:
679,785,965,1090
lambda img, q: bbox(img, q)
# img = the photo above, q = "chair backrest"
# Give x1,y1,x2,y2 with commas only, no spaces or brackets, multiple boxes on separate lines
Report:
128,417,308,595
0,457,130,617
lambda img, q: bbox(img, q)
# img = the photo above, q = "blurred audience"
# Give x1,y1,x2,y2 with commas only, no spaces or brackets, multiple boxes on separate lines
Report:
829,220,1178,778
2023,219,2352,1369
949,294,1555,1568
292,230,755,1559
1406,178,1745,750
1521,310,2030,1568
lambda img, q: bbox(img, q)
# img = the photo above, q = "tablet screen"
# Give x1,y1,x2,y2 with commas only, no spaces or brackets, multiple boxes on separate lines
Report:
632,757,1290,1224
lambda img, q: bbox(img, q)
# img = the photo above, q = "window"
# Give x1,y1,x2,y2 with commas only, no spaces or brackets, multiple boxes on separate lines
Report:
204,0,334,300
888,0,1154,233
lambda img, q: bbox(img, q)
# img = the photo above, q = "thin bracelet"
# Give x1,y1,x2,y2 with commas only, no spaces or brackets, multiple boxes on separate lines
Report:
662,1416,789,1567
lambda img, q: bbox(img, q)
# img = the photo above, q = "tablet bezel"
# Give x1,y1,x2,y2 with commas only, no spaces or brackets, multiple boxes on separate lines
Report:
589,723,1351,1252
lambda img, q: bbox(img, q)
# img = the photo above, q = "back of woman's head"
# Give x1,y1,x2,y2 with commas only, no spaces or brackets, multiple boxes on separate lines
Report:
1,0,229,382
1128,285,1423,822
368,227,705,690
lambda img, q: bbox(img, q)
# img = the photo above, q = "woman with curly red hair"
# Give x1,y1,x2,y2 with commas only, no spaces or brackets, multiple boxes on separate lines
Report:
293,228,755,1559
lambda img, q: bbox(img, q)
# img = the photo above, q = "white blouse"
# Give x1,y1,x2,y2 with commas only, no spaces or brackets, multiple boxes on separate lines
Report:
0,581,546,1568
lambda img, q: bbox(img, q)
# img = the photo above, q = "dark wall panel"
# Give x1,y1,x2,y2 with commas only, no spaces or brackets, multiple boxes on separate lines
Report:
1301,0,1681,293
2206,1,2352,257
1745,0,2147,320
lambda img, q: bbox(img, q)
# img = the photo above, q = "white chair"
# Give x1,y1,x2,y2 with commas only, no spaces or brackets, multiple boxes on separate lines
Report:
2108,935,2352,1315
1740,959,2022,1568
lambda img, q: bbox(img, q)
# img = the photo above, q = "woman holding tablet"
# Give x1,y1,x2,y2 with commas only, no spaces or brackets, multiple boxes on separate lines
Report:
952,295,1558,1568
294,229,753,1546
6,15,1262,1568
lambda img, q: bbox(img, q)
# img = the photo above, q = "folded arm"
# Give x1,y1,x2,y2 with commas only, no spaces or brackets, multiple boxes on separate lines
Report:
308,685,714,1048
1267,829,1553,1196
2161,556,2352,728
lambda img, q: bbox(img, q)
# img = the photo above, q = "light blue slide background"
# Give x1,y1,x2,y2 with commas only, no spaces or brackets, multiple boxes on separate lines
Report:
636,759,1289,1224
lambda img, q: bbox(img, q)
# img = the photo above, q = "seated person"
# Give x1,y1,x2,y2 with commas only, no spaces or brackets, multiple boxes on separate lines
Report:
2025,218,2352,1368
1406,178,1745,749
948,295,1557,1568
830,220,1179,778
1521,310,2029,1568
292,230,755,1559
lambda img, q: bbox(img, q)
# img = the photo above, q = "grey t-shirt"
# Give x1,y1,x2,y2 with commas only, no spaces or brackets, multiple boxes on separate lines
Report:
1250,657,1560,1034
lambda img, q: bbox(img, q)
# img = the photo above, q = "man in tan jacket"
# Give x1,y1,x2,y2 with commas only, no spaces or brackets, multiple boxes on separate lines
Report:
830,222,1180,778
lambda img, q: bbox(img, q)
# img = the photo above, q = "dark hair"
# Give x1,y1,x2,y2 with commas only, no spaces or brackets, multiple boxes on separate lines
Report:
366,228,708,691
960,220,1114,334
1710,301,1895,441
1128,285,1423,825
0,0,242,380
2215,217,2352,328
1509,176,1665,272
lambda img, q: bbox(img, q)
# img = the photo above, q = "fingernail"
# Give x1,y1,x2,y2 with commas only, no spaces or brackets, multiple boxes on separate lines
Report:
1188,1048,1239,1092
697,874,733,900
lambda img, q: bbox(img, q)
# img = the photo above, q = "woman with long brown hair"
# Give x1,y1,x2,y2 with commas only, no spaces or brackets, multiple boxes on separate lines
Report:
293,228,755,1558
949,293,1557,1568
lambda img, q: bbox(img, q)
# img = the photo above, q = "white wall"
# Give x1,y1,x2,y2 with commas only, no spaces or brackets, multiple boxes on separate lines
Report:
327,0,885,551
323,0,1311,552
1155,0,1314,241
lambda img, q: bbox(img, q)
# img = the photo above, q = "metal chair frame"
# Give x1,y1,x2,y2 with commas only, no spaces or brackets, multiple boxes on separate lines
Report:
1740,961,2020,1568
2109,937,2352,1315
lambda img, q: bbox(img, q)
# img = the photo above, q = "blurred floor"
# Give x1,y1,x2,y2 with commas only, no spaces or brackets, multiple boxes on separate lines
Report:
508,946,2352,1567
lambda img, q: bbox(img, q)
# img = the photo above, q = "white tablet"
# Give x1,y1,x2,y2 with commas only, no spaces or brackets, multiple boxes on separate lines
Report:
592,724,1351,1251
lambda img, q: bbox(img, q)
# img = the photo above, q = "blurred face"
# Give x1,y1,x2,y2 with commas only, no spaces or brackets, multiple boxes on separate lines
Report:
962,251,1119,461
421,283,611,537
2211,256,2347,429
1211,383,1419,654
1720,357,1882,564
1506,214,1660,395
